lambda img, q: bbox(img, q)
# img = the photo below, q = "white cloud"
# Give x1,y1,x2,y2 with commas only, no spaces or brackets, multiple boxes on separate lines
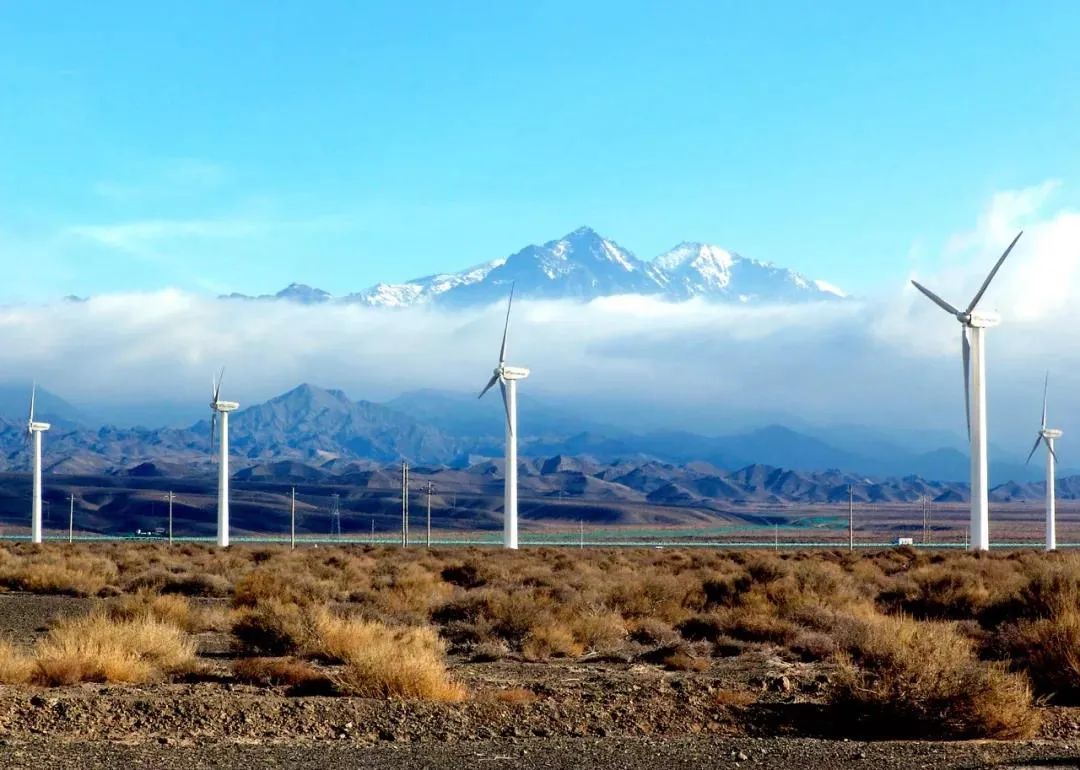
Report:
0,180,1078,457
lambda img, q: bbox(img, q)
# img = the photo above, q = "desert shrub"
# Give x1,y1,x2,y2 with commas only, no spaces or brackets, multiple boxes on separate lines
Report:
233,567,334,608
232,599,314,655
33,613,196,685
831,613,1039,739
367,562,453,621
702,571,751,608
993,606,1080,702
568,609,626,653
789,629,837,662
677,613,727,642
522,623,584,661
717,606,799,646
640,643,709,672
161,572,233,598
0,639,33,684
470,640,511,662
487,591,559,646
0,552,119,597
233,657,336,695
712,634,749,657
309,609,371,663
441,562,488,589
628,618,680,646
332,620,465,701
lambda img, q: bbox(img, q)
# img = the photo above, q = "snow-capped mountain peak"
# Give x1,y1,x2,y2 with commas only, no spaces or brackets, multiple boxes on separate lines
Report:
242,227,846,307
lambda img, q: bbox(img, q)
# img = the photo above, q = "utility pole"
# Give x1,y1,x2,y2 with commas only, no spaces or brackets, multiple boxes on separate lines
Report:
426,482,433,548
579,519,584,549
164,491,176,546
370,518,374,546
290,487,296,550
68,494,74,544
401,461,410,547
848,485,854,551
927,498,932,546
774,523,779,551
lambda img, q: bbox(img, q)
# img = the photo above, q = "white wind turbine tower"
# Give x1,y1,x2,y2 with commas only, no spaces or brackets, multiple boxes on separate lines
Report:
209,369,239,548
911,231,1022,552
26,384,51,544
478,286,529,550
1025,373,1062,551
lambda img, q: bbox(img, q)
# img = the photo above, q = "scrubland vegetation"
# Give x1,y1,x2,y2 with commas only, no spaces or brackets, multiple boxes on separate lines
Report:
2,542,1080,739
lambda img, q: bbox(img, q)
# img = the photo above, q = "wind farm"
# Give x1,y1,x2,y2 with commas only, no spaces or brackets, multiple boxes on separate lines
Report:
4,1,1080,767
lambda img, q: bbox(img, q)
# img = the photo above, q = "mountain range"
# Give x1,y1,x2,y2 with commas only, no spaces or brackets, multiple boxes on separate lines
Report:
225,227,847,307
0,383,1055,492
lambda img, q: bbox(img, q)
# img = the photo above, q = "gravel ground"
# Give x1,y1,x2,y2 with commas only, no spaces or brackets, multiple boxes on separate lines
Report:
1,737,1080,770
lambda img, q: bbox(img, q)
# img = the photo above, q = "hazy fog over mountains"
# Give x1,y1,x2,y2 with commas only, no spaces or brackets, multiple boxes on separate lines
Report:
0,382,1061,500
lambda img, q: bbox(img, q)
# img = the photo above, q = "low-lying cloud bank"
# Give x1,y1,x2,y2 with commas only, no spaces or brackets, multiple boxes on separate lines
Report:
1,181,1079,452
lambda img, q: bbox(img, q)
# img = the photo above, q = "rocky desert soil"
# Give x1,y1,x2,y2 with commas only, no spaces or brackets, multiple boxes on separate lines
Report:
0,591,1078,768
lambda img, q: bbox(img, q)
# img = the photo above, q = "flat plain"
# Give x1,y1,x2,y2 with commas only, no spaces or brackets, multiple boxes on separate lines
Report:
0,543,1079,768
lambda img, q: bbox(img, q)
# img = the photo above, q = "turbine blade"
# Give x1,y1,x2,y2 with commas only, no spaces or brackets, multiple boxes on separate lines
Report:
911,280,961,316
28,382,36,426
1026,434,1042,465
1046,437,1059,466
478,373,499,399
966,230,1023,313
499,379,513,436
209,412,217,454
213,367,225,403
1042,371,1049,430
498,283,515,365
962,327,971,442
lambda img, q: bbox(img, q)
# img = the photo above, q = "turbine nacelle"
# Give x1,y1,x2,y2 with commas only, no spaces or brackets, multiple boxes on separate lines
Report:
1042,428,1064,440
27,421,51,433
211,400,240,413
498,365,530,381
965,311,1000,329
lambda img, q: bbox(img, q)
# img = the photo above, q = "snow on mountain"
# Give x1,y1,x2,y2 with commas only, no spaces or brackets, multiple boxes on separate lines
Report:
342,259,505,307
253,227,845,307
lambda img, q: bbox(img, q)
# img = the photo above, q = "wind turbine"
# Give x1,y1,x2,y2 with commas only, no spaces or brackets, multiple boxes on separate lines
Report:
911,231,1022,552
1025,373,1062,551
478,286,529,550
26,384,50,544
209,369,239,548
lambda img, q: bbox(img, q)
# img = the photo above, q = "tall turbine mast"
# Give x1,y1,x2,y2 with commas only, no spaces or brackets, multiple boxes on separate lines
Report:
26,383,51,544
1026,372,1062,551
478,285,530,549
209,369,239,548
911,231,1022,552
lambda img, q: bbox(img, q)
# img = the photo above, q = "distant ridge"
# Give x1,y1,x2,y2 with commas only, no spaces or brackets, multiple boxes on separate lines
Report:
225,227,846,308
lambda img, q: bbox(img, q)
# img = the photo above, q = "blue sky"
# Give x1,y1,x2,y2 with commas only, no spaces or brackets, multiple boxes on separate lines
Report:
2,1,1079,300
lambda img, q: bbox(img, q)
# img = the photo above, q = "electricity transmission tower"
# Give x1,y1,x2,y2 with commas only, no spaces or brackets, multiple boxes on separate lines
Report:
329,493,342,538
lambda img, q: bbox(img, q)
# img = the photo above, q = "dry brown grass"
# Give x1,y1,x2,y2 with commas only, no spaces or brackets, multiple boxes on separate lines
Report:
522,623,584,661
4,541,1080,724
0,639,33,684
994,605,1080,702
0,550,119,596
323,615,466,701
28,612,196,686
831,613,1039,739
232,599,314,655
